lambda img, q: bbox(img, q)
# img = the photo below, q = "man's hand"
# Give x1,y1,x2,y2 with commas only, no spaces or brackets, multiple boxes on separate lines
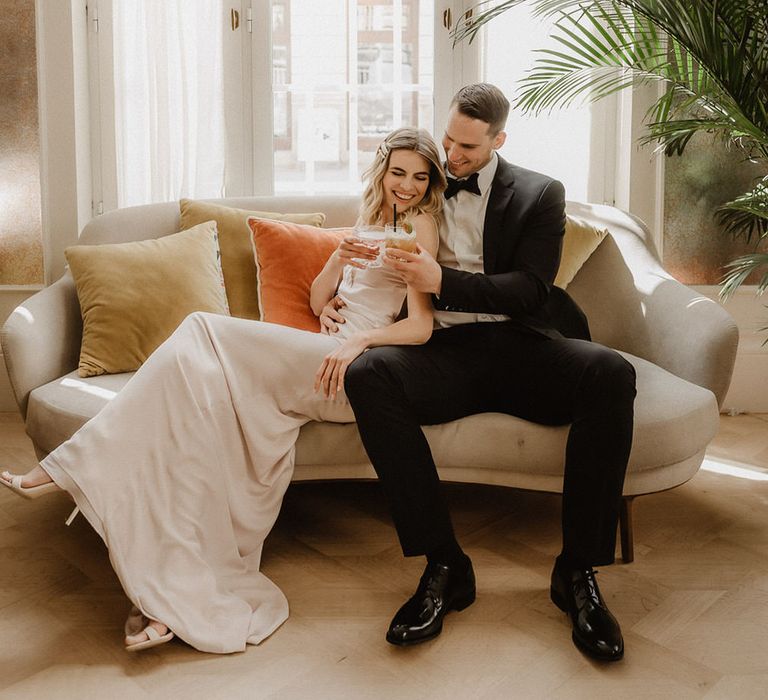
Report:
318,295,346,335
382,243,442,295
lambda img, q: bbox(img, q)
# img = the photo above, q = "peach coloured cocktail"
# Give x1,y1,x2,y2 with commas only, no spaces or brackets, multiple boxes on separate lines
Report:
385,222,418,254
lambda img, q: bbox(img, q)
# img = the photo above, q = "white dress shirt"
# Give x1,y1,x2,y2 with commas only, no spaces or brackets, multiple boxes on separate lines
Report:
434,152,511,329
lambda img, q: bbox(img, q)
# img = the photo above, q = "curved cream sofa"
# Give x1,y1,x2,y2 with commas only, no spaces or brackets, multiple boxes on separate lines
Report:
1,197,738,562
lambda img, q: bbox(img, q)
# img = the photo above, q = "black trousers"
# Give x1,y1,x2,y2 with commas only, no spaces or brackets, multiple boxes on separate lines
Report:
344,321,637,567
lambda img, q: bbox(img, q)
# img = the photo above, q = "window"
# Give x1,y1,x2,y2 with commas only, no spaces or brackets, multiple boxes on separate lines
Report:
481,2,615,203
89,1,616,210
257,0,435,195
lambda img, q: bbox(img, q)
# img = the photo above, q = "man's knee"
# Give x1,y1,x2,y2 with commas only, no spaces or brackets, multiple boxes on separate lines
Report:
583,348,637,401
345,346,404,398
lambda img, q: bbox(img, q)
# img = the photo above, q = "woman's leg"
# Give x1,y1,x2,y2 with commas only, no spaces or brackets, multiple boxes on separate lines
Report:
29,313,346,652
1,464,56,488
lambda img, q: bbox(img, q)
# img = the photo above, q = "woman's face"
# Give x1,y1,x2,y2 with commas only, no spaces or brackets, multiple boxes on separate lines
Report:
381,148,431,215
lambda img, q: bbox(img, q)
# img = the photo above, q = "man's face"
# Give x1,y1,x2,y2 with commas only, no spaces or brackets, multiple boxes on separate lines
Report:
442,106,506,179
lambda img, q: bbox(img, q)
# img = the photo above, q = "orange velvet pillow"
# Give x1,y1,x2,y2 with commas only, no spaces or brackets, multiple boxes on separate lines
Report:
247,218,349,332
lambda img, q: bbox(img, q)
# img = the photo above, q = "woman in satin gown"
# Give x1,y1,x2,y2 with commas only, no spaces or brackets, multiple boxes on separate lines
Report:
1,127,446,653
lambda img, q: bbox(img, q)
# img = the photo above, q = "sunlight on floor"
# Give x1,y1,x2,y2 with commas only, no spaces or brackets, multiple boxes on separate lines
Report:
701,456,768,481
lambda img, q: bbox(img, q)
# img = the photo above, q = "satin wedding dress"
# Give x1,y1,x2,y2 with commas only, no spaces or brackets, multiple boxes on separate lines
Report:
41,263,406,653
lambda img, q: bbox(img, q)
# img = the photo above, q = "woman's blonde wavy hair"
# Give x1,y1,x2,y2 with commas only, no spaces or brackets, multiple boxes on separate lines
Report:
358,127,447,228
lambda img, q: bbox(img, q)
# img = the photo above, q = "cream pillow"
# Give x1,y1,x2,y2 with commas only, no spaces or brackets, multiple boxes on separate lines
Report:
554,215,609,289
179,199,326,320
66,220,229,377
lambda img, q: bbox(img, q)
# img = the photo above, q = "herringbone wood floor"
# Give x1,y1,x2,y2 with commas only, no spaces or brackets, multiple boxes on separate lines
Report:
1,412,767,699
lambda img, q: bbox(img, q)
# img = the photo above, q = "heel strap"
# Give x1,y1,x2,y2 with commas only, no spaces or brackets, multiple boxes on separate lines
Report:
65,506,80,526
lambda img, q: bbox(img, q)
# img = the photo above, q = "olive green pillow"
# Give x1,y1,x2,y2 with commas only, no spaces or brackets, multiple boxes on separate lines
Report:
66,220,229,377
179,199,326,320
554,215,609,289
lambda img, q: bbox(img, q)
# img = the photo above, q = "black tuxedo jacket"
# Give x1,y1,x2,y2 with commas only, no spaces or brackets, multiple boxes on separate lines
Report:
433,156,590,341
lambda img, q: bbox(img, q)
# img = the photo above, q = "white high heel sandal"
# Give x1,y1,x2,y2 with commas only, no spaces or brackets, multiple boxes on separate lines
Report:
0,473,59,499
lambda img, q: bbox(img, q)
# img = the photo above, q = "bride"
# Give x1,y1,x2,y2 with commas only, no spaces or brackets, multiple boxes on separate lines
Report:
1,127,446,654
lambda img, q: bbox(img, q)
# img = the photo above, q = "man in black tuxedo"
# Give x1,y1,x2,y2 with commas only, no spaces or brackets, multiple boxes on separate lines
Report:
340,83,636,661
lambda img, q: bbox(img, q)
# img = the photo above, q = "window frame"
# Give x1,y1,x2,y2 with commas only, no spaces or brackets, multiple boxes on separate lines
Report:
86,0,628,218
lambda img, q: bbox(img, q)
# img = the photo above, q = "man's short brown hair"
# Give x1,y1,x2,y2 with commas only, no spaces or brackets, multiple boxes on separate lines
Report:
450,83,510,136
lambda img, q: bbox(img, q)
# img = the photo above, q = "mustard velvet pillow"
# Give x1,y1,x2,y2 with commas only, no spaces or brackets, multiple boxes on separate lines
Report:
554,215,609,289
66,220,230,377
179,199,326,320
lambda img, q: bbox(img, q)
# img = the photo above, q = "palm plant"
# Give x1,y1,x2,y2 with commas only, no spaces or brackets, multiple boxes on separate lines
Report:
454,0,768,308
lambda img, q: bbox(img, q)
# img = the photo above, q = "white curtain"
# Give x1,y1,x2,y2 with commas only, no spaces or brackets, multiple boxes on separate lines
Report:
113,0,226,207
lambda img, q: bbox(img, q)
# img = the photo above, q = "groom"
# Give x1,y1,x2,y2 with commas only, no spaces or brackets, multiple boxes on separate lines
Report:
337,83,636,661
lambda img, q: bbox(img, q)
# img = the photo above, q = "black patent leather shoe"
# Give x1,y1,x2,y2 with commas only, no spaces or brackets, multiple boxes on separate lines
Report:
550,564,624,661
386,559,476,646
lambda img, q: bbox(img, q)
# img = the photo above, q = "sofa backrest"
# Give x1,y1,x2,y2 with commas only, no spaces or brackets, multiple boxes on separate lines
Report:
78,196,362,245
72,197,736,404
75,197,659,353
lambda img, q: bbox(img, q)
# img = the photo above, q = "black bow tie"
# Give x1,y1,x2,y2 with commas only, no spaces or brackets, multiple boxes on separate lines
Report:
444,172,481,199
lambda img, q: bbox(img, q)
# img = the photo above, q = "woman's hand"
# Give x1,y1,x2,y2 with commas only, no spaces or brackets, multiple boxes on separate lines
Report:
335,235,379,269
314,333,369,399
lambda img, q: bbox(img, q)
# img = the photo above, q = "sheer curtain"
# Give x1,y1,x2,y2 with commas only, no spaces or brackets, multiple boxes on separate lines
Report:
113,0,226,207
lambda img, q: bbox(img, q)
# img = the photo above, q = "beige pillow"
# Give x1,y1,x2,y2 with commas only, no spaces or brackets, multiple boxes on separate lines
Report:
179,199,326,320
66,220,229,377
554,215,609,289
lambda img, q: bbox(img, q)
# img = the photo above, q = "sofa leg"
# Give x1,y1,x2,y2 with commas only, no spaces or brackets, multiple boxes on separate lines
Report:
619,496,635,563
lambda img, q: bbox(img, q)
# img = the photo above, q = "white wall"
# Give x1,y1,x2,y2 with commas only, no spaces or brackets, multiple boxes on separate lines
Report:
695,286,768,414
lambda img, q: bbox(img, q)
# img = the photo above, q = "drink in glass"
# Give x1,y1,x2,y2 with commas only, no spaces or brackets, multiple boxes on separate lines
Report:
353,225,386,268
385,223,418,254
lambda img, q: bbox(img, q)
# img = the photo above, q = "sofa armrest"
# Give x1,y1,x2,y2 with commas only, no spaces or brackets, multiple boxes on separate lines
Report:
625,270,738,408
565,202,739,408
1,273,82,419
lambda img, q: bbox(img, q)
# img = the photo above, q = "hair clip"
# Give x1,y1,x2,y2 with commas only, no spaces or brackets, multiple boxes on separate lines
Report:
376,142,390,160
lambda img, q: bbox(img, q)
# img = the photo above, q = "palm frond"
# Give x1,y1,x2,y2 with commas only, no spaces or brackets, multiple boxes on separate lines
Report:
458,1,768,135
453,1,528,45
716,178,768,244
514,7,669,113
720,252,768,299
455,0,768,323
641,113,768,157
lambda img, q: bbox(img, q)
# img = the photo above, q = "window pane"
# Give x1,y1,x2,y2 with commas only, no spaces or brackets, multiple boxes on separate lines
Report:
483,5,603,203
271,0,433,195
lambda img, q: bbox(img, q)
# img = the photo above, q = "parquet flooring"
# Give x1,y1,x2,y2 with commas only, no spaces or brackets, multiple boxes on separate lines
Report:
1,412,767,699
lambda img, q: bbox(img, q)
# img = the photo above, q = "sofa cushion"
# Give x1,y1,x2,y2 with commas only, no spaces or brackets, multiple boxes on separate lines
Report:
179,199,326,321
555,215,609,289
27,370,135,455
247,218,349,332
27,352,718,497
65,221,229,377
